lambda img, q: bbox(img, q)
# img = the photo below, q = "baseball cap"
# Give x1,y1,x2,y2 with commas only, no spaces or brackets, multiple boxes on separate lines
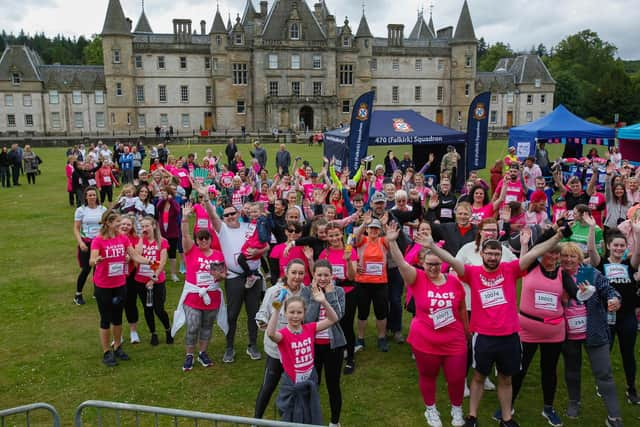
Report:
371,191,386,204
310,172,318,178
530,191,547,204
555,195,565,203
138,169,148,177
375,164,384,171
368,219,382,228
508,146,516,152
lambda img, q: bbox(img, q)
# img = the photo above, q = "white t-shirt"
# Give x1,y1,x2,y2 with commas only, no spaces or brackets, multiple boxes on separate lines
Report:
216,222,261,278
74,205,107,239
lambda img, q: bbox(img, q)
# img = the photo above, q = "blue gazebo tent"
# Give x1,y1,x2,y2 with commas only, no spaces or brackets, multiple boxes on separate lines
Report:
508,105,615,159
618,123,640,162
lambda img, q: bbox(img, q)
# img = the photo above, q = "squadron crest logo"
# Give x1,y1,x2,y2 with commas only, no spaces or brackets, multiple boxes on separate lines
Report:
356,103,369,121
392,118,414,133
473,103,487,120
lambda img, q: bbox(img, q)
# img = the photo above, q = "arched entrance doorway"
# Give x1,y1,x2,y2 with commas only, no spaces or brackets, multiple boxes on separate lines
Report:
299,106,313,131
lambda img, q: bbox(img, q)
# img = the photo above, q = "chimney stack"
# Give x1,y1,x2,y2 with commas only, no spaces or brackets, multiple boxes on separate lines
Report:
200,20,206,35
260,1,268,17
387,24,404,47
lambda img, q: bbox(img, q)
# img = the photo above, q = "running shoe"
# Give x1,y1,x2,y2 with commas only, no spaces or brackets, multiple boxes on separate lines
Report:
463,416,478,427
73,294,86,305
113,346,130,361
451,406,465,427
197,351,213,367
566,400,580,419
377,337,389,352
102,350,117,367
182,354,194,371
165,330,174,344
626,388,640,405
424,405,442,427
130,330,140,344
541,406,563,427
354,338,365,352
493,408,515,422
222,348,236,363
246,345,262,360
484,377,496,390
171,274,180,282
393,331,405,344
605,417,624,427
343,360,355,375
596,385,602,398
499,419,520,427
150,333,159,346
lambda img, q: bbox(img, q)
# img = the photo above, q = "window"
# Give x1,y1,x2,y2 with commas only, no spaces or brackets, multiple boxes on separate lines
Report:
51,112,61,128
215,35,222,46
24,114,33,127
236,100,246,114
135,55,142,69
437,59,444,71
465,55,472,67
313,81,322,96
364,39,369,48
540,94,546,104
465,83,470,97
291,55,300,69
158,56,165,69
180,85,189,103
290,23,299,40
526,112,533,122
136,85,145,103
112,49,120,63
127,113,132,125
342,37,350,48
180,56,187,69
72,90,82,104
490,110,497,123
182,113,190,128
392,86,399,104
414,86,422,102
370,58,377,71
115,82,123,96
4,95,13,106
437,86,444,102
159,85,167,103
535,79,541,88
212,58,218,71
491,94,497,103
312,55,321,69
95,90,104,104
291,81,300,96
7,114,16,127
74,112,83,128
527,94,533,104
160,113,168,126
232,63,248,85
269,81,279,96
234,33,243,45
392,59,399,71
111,112,116,124
205,57,211,70
540,111,546,118
137,114,146,128
506,92,514,103
11,73,20,85
96,112,105,128
206,86,213,103
22,94,32,107
339,64,353,85
415,59,422,72
457,111,463,122
268,54,278,69
342,100,350,114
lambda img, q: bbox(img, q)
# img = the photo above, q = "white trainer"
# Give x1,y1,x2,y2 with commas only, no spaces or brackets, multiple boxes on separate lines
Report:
451,406,465,427
424,405,442,427
484,377,496,391
130,331,140,344
464,382,470,398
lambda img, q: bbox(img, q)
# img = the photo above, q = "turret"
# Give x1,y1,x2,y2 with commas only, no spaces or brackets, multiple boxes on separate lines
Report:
450,0,477,130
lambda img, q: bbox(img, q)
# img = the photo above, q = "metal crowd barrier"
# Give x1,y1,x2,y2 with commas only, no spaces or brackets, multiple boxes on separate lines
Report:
74,400,322,427
0,402,61,427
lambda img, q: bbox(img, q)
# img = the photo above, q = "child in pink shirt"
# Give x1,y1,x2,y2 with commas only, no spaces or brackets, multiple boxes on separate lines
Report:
237,202,271,288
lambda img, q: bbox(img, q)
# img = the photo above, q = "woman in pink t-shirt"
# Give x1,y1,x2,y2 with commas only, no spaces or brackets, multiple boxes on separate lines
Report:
119,215,142,344
266,288,338,424
469,184,505,225
270,222,312,285
386,221,469,427
89,210,152,367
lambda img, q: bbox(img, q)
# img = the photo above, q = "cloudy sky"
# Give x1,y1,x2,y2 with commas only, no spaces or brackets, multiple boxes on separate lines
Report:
1,0,638,59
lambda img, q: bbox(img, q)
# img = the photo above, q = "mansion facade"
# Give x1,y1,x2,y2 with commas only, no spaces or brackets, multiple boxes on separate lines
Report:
0,0,554,136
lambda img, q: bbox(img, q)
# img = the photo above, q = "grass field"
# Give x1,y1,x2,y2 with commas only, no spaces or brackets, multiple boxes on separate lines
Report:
0,140,637,426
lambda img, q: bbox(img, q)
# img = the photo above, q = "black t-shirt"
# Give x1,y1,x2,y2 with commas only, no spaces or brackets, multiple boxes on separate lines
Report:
596,258,639,313
565,191,590,211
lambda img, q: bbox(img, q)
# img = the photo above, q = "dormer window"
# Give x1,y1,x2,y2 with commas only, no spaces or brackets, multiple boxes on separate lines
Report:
216,35,222,46
342,37,351,48
234,33,244,45
290,23,300,40
11,73,21,85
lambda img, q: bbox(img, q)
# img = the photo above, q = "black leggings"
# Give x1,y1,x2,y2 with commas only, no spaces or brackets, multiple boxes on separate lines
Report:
609,310,638,390
341,289,358,363
94,285,126,329
124,272,139,324
512,341,563,406
315,344,344,424
254,355,284,418
76,241,92,294
100,185,113,204
167,237,179,259
27,172,36,184
357,283,388,321
134,281,171,333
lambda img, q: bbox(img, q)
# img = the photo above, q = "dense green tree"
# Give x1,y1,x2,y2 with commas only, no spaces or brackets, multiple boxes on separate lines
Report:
83,36,103,65
478,42,514,72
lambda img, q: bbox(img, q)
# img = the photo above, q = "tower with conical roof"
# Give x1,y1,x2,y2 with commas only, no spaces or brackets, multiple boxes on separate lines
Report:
101,0,135,132
449,0,477,130
134,2,153,34
355,8,373,92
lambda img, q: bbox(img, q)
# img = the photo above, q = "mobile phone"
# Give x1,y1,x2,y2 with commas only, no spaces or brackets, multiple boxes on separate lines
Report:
576,265,594,285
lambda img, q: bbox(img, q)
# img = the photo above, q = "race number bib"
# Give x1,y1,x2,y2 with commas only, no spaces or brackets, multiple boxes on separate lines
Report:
295,369,312,383
88,179,97,186
332,265,345,280
431,308,455,330
138,264,153,277
534,291,558,311
197,271,214,286
440,208,453,219
365,262,384,276
103,176,111,184
505,194,518,203
566,315,586,334
108,262,124,277
603,263,630,281
479,287,507,309
196,219,209,229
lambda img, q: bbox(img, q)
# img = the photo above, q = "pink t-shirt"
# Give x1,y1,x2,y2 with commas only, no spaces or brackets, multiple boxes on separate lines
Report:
277,322,317,383
565,298,587,341
173,168,191,189
220,171,234,188
518,265,566,343
407,270,467,356
471,204,494,225
240,220,268,259
91,235,131,288
270,243,311,285
302,183,324,201
462,260,524,336
183,246,222,310
496,179,526,207
318,247,357,293
588,192,606,227
193,204,212,233
134,237,169,284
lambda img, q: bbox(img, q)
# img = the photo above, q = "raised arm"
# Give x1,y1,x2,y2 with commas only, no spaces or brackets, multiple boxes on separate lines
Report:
415,232,465,276
585,213,601,267
192,179,222,232
519,228,563,271
181,202,195,253
266,299,284,343
312,283,339,332
586,163,598,196
385,222,417,285
631,219,640,269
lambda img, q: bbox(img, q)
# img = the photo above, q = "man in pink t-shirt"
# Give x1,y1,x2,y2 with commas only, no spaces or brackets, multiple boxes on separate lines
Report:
424,228,564,427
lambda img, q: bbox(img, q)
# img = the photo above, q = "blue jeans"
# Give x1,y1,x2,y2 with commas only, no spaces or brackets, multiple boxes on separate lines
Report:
609,310,638,389
386,267,404,333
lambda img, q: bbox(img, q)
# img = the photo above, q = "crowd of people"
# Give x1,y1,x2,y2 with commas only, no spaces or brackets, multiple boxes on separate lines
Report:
69,138,640,427
0,143,41,187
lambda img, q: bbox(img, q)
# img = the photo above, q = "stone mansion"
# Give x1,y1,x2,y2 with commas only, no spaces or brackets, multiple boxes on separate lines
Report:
0,0,554,136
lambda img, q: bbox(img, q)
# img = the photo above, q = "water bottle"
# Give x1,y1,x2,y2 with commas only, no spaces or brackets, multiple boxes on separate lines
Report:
146,288,154,308
607,310,616,326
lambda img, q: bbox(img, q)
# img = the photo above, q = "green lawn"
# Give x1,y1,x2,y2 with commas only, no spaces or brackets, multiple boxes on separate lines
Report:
0,140,636,426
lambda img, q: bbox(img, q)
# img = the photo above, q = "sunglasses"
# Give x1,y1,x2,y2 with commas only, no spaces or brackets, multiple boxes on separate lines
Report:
424,262,442,268
223,212,237,218
197,236,211,241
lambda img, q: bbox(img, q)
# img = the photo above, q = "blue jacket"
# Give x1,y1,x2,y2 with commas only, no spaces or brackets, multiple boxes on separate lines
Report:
580,266,621,347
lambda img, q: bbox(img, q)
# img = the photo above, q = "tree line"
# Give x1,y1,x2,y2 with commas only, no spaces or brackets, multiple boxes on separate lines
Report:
478,30,640,124
0,30,103,66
